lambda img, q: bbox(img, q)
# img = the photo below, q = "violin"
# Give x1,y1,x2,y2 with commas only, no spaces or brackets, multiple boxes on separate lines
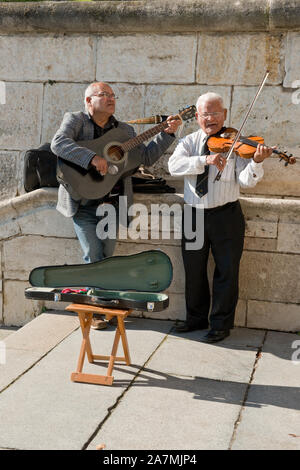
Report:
207,127,296,166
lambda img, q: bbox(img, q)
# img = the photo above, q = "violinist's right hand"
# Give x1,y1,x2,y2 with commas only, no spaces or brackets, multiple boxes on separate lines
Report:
206,153,227,172
91,155,108,175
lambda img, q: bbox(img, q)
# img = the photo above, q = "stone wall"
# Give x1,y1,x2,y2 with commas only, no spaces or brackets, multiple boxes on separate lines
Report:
0,1,299,329
0,189,299,331
0,2,300,199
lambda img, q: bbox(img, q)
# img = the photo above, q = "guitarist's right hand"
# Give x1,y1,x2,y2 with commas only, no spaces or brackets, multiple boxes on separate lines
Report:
90,155,108,176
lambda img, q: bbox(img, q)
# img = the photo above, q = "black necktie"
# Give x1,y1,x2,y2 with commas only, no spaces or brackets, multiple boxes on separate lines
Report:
195,128,226,198
195,137,210,198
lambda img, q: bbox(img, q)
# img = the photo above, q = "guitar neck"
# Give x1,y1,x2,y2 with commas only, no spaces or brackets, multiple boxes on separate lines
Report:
121,121,170,152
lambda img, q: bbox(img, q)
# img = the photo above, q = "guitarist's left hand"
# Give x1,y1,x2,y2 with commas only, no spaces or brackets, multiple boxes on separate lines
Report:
164,115,182,134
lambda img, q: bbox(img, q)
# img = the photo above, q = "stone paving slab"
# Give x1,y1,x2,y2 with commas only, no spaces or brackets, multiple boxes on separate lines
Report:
232,331,300,450
0,311,79,393
0,318,172,450
86,328,263,450
149,328,265,383
3,311,79,353
1,315,299,450
88,374,247,450
0,327,18,341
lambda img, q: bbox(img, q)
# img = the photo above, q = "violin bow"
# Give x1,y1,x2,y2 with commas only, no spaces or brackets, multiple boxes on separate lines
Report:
214,70,270,182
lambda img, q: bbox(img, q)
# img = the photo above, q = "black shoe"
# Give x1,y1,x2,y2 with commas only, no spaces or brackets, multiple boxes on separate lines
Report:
175,321,208,333
201,329,230,343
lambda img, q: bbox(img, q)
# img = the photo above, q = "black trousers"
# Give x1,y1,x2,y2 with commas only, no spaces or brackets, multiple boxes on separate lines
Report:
181,200,245,331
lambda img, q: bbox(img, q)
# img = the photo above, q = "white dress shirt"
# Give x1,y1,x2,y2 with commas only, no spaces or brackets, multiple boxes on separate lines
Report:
168,129,264,209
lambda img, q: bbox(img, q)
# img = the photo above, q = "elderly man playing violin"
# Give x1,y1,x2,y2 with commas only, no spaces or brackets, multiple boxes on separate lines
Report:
168,92,273,343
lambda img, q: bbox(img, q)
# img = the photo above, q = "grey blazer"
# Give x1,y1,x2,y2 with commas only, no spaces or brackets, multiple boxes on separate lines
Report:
51,111,175,217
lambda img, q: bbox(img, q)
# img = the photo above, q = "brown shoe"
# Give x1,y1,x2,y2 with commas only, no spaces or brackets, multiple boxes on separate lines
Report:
91,318,108,330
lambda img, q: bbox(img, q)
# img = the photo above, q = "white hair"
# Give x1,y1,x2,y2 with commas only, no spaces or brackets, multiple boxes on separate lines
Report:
196,92,224,111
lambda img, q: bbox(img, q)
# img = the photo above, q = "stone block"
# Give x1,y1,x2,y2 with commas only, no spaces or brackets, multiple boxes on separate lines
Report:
242,196,280,239
144,83,231,124
247,300,300,332
277,222,300,254
3,280,42,327
42,82,146,143
3,236,82,281
16,151,26,198
239,251,300,303
0,35,96,82
244,237,277,252
0,199,20,240
144,84,232,156
41,82,87,143
0,82,43,150
278,201,300,224
245,219,277,238
283,33,300,87
240,154,300,198
18,207,76,238
234,299,247,327
231,86,300,149
97,34,197,84
197,33,283,85
241,197,300,228
110,83,146,127
0,151,19,201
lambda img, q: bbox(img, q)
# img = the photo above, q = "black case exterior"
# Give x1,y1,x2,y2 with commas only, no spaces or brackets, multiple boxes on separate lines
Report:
25,287,169,313
26,250,173,313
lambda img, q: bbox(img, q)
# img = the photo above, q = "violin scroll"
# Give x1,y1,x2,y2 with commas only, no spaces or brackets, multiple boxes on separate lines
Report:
277,150,296,166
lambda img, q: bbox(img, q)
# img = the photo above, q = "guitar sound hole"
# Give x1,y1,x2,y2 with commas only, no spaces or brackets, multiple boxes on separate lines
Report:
107,145,124,162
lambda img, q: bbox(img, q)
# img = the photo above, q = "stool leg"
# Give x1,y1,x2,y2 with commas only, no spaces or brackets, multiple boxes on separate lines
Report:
117,316,131,365
76,312,93,372
107,327,121,378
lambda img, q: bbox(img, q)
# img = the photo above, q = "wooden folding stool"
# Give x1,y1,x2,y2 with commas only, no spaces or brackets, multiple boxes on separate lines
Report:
65,303,132,386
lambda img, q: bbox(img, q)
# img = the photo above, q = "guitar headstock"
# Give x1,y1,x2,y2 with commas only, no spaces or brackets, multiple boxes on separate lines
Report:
177,105,196,122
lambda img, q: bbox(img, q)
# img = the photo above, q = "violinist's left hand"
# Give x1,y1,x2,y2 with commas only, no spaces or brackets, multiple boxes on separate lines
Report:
164,115,181,134
253,144,274,163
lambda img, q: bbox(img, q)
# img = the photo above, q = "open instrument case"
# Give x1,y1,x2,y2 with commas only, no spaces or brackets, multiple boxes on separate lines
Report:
25,250,173,313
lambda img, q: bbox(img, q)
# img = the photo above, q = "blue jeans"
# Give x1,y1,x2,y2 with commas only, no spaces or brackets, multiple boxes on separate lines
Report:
73,201,118,264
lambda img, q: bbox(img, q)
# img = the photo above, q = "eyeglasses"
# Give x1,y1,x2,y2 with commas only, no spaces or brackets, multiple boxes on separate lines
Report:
199,112,224,119
91,92,118,100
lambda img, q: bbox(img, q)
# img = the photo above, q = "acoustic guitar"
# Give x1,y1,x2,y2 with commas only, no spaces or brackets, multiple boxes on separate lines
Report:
56,105,196,200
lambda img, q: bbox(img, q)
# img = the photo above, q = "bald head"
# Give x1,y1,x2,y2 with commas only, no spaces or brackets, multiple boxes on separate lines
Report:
84,82,110,111
84,81,116,125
